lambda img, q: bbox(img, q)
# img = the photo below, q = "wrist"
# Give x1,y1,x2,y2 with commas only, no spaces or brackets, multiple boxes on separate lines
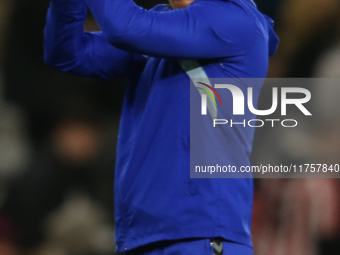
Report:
50,0,87,14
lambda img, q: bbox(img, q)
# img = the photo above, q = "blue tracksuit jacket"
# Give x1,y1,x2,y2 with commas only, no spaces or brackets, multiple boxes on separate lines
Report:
44,0,279,252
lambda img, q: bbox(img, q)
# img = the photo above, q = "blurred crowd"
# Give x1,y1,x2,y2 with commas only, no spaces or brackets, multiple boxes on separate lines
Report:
0,0,340,255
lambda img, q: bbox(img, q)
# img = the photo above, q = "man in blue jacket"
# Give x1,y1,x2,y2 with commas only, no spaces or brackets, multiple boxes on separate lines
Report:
44,0,278,254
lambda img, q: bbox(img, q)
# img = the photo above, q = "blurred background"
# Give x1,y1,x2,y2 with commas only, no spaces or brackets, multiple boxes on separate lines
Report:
0,0,340,254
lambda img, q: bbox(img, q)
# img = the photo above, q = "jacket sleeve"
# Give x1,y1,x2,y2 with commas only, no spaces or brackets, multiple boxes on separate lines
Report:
44,0,142,79
86,0,257,59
